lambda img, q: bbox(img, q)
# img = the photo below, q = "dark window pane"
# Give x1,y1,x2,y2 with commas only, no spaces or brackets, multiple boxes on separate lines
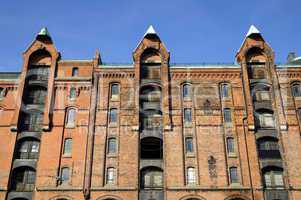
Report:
185,138,194,153
108,138,116,154
221,84,229,98
230,167,238,183
224,109,232,123
183,84,191,98
292,84,301,97
109,109,117,123
226,137,235,154
61,167,70,183
72,67,78,76
184,108,192,123
63,138,72,155
111,84,119,97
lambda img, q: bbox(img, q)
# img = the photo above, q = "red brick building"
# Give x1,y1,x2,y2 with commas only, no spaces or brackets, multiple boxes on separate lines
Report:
0,25,301,200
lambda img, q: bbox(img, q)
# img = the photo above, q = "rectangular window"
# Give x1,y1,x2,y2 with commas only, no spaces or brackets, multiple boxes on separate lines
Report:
66,108,76,126
184,108,192,123
292,84,301,97
274,173,284,186
61,167,70,184
187,167,196,185
260,113,274,128
183,84,191,99
185,138,194,153
229,167,238,183
221,84,229,98
108,138,116,154
109,108,117,123
223,108,232,123
63,138,72,155
111,84,119,99
72,67,78,77
226,137,235,154
106,168,115,184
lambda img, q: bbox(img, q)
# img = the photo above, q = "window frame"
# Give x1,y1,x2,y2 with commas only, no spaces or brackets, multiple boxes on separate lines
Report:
107,138,117,155
66,108,76,128
292,83,301,97
229,166,239,184
109,108,118,124
185,137,194,154
110,83,120,100
186,167,196,185
220,83,230,99
106,167,116,185
226,137,235,155
183,108,192,124
182,83,192,100
223,108,232,123
60,167,70,185
72,67,79,77
63,138,72,156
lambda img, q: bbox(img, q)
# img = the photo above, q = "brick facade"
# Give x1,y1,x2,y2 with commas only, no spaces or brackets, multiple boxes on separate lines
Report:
0,26,301,200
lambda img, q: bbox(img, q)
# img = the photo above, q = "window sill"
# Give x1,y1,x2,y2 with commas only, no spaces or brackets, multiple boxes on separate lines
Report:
227,153,237,158
109,123,118,128
65,124,76,129
110,96,119,101
230,183,241,187
224,123,233,128
184,123,193,128
186,153,195,158
107,153,117,158
62,154,72,158
183,97,192,102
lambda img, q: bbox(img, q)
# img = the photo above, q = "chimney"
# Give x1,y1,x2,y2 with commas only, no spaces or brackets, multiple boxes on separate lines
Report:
287,52,296,63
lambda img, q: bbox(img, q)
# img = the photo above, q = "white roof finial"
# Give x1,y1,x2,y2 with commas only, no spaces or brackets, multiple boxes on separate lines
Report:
246,25,260,37
144,25,157,37
38,27,51,37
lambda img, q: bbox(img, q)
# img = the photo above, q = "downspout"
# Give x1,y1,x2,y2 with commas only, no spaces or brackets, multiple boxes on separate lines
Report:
241,67,256,200
83,70,98,199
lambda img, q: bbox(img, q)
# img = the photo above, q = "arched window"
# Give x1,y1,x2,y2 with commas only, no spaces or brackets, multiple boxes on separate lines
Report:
66,108,76,127
72,67,78,77
185,137,194,153
223,108,232,123
221,83,230,98
263,167,284,188
106,167,116,185
186,167,196,185
69,87,76,100
16,139,40,159
226,137,235,154
63,138,72,155
107,138,117,154
140,137,163,159
292,82,301,97
60,167,70,184
11,167,36,192
109,108,117,124
110,83,119,99
229,167,238,184
183,83,192,99
141,167,163,188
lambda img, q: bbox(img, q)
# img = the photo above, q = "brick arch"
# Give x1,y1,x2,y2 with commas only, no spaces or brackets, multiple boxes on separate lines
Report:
49,194,74,200
96,195,123,200
224,194,251,200
179,194,207,200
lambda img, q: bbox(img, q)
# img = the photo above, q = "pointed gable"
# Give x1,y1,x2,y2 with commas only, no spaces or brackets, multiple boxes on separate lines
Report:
133,25,169,63
236,25,273,63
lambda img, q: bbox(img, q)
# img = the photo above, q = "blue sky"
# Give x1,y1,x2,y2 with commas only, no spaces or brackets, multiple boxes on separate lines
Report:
0,0,300,71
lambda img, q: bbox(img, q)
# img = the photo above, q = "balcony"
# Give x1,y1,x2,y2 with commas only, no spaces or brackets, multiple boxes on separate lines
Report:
11,183,35,192
139,189,164,200
258,150,281,159
264,189,288,200
140,130,163,139
15,152,39,160
22,124,43,132
253,101,273,111
7,191,32,200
